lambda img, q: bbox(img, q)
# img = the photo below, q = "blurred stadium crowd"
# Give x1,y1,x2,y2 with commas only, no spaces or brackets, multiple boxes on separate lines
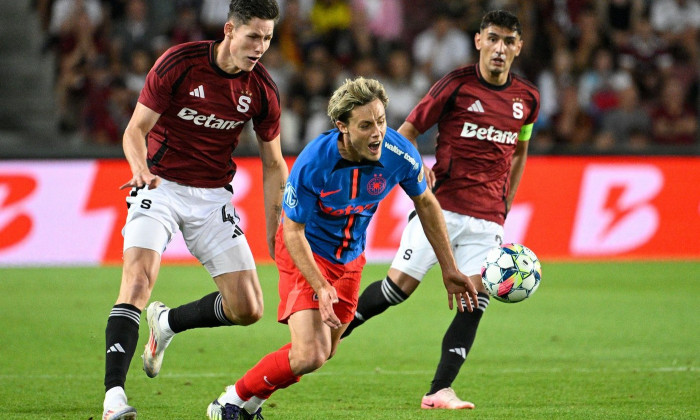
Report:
33,0,699,155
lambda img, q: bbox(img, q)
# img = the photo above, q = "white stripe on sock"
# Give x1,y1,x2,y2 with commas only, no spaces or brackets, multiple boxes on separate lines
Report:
380,278,405,304
109,308,141,325
214,294,234,326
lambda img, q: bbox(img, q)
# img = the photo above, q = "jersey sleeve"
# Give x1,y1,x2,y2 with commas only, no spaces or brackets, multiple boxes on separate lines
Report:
398,144,428,197
515,77,541,141
405,70,462,133
138,47,182,114
524,85,540,126
282,151,319,224
252,68,282,142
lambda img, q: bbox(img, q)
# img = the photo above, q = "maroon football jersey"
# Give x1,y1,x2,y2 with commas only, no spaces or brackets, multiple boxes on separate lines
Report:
406,64,539,225
138,41,281,188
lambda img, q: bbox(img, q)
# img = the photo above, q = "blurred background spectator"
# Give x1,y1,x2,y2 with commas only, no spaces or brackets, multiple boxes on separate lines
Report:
412,7,471,82
7,0,697,156
593,82,651,151
379,47,430,129
351,0,404,57
577,46,633,122
649,0,700,64
650,77,698,146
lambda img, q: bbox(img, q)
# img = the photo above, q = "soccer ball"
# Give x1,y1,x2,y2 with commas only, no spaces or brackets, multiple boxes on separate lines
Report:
481,243,541,303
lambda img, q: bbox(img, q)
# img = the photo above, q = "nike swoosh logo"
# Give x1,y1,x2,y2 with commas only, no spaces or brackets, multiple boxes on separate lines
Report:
424,403,435,407
263,376,274,386
320,189,341,198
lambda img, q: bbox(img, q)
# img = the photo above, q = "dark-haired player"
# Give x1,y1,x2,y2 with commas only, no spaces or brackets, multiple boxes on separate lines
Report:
342,10,540,409
101,1,287,419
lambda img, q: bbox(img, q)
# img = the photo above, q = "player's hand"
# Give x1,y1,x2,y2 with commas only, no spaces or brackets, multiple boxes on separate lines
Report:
120,170,160,190
317,284,342,329
442,269,478,313
424,166,436,190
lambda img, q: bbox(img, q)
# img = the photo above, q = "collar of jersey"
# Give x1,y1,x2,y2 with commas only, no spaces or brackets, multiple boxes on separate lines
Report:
332,158,384,171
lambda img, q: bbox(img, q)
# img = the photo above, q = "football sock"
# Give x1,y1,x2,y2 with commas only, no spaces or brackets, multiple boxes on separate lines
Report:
428,292,490,395
103,386,127,410
217,387,269,416
235,343,301,401
168,292,233,333
341,276,408,338
218,385,248,409
242,396,267,415
104,304,141,392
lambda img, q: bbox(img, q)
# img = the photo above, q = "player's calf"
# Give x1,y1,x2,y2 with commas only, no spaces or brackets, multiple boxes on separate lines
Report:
341,276,408,338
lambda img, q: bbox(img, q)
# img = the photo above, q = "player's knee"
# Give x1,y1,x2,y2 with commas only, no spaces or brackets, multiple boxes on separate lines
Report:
223,300,263,326
291,348,328,374
290,342,331,374
235,307,263,326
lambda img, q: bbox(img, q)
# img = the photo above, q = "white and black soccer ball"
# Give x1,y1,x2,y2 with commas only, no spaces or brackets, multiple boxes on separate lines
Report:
481,243,541,303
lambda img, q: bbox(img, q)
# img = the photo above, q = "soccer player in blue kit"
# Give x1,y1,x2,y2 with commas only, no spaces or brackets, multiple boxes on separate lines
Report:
204,76,480,419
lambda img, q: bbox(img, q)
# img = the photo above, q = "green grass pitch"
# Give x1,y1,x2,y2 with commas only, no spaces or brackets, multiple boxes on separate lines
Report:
0,261,698,419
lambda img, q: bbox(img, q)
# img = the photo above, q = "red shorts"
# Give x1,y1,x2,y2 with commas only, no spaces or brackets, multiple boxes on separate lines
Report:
275,224,366,324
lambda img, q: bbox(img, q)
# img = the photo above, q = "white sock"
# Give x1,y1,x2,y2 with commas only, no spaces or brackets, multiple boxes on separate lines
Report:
104,386,127,410
242,396,267,414
218,385,248,407
158,309,175,336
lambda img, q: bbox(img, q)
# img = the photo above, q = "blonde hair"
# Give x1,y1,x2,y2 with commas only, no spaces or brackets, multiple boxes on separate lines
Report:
327,77,389,124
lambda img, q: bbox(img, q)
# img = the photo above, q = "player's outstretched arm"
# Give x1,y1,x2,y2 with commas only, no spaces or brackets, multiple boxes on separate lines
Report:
258,134,289,259
282,216,342,329
410,190,478,312
120,103,161,190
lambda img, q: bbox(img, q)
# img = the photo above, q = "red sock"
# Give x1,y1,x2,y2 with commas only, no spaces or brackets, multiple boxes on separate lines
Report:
235,343,300,400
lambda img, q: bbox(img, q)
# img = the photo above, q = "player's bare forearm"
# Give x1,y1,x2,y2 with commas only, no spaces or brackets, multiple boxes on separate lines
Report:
506,140,528,212
262,172,286,258
282,218,327,293
411,190,477,311
259,135,289,258
120,103,160,190
397,121,420,142
282,216,341,328
122,128,148,175
411,190,456,271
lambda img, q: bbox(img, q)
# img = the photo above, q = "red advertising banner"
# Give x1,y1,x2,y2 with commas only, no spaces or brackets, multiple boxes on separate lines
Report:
505,156,699,260
0,156,697,266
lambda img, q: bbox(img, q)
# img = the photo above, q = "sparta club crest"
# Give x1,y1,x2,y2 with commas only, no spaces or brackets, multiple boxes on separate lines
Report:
367,174,387,195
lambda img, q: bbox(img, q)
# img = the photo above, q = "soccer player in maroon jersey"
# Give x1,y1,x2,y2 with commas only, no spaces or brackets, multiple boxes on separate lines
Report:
101,1,287,419
341,10,540,410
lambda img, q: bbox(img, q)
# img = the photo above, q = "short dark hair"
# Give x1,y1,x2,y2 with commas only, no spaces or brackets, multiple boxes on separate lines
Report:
480,10,522,36
228,0,280,25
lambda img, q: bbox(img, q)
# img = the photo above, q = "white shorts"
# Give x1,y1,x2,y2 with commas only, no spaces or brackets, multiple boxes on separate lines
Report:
122,179,255,275
390,209,504,280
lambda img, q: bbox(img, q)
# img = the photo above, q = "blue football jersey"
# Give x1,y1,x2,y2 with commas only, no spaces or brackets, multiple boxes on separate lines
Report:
283,127,427,264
